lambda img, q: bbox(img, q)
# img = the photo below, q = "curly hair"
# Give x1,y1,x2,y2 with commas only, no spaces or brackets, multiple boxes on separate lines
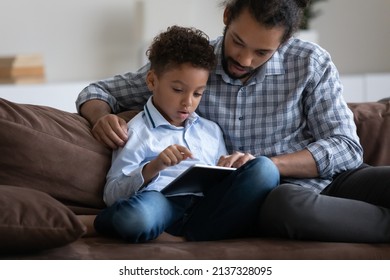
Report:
146,25,216,76
221,0,311,43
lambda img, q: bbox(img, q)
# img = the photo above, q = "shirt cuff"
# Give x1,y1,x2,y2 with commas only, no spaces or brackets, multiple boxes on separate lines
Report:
306,142,333,178
122,161,160,190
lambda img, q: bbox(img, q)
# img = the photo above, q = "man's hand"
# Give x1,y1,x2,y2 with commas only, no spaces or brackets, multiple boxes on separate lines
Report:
80,100,129,149
91,114,128,149
217,151,255,168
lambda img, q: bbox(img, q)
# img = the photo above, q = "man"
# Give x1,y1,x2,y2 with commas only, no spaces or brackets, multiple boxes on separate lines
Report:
77,0,390,242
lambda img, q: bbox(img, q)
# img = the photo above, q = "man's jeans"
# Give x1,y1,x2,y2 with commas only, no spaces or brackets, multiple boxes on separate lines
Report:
94,156,280,243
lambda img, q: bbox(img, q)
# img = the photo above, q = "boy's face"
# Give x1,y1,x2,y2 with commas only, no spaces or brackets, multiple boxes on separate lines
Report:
146,63,209,126
222,7,284,81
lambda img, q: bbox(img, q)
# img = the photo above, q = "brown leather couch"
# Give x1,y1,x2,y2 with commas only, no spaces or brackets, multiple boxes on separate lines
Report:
1,97,390,260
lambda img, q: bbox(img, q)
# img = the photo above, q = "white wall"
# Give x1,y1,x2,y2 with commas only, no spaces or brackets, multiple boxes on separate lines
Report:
311,0,390,75
0,0,223,83
341,74,390,102
0,0,389,86
138,0,224,65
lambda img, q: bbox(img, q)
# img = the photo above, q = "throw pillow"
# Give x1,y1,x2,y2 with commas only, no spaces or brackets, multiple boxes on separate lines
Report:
0,98,111,211
0,185,86,254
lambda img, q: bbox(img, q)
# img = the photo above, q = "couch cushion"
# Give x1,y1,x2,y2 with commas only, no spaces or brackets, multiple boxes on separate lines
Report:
348,101,390,166
0,185,86,253
0,98,111,211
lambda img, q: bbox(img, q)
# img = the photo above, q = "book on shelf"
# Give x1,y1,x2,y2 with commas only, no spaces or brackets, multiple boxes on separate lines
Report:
0,54,45,84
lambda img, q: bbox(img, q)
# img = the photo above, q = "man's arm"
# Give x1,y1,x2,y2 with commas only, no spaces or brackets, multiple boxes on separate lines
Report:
76,68,151,149
218,149,318,178
79,99,112,127
270,149,318,178
294,45,363,178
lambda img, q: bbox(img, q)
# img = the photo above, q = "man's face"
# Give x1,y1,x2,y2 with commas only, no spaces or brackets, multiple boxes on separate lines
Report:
222,8,285,81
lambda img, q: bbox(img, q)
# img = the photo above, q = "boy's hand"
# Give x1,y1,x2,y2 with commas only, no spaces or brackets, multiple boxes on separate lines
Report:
142,145,193,185
217,151,255,168
154,145,194,170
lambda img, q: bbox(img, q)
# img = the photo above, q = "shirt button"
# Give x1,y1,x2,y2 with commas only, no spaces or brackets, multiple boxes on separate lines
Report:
239,147,244,151
238,116,245,121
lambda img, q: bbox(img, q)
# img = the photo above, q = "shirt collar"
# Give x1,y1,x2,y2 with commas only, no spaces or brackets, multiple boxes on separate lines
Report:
144,97,199,129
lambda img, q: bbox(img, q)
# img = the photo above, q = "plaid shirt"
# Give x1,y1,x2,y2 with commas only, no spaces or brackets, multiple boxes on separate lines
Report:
77,36,363,192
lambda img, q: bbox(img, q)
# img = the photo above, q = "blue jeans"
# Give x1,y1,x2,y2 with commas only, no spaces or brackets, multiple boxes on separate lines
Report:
94,156,280,243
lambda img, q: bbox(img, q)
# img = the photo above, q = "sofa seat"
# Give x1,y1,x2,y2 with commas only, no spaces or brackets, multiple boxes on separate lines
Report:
6,235,390,260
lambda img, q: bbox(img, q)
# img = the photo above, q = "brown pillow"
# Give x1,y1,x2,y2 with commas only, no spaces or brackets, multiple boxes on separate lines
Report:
348,101,390,166
0,98,111,211
0,185,86,253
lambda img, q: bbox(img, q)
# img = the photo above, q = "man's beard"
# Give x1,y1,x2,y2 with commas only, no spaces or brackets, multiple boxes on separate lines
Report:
221,27,255,80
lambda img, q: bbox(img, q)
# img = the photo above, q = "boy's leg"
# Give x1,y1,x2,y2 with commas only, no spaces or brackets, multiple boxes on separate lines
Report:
94,191,183,243
184,156,280,241
258,181,390,242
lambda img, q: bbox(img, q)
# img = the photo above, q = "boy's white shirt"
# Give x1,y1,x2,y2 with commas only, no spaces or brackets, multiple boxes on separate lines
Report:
103,97,228,206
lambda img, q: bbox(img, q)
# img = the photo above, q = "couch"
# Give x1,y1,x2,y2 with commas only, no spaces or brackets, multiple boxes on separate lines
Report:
1,97,390,260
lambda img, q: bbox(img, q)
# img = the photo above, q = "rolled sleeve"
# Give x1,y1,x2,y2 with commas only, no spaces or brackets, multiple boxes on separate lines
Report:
307,135,363,178
103,163,147,207
305,57,363,177
75,66,152,114
76,82,120,113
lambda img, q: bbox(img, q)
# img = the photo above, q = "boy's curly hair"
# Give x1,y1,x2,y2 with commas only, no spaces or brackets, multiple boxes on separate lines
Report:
146,25,216,76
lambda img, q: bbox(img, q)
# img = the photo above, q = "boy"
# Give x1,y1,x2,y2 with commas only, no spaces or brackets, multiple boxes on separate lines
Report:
93,25,280,243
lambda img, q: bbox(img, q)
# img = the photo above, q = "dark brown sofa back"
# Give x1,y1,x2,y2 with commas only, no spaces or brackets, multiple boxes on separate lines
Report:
0,98,110,212
0,98,389,214
348,100,390,166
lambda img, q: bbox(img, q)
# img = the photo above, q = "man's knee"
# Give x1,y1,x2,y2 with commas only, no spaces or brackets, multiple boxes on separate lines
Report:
257,184,318,238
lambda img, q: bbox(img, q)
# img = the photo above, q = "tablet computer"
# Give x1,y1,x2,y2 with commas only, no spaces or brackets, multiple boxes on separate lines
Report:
161,164,236,196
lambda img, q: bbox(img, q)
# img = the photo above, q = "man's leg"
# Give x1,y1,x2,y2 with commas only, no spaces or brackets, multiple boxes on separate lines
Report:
322,165,390,208
258,182,390,242
184,156,280,241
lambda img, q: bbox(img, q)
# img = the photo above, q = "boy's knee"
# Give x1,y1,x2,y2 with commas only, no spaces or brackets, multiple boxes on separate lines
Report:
111,200,157,243
246,156,280,187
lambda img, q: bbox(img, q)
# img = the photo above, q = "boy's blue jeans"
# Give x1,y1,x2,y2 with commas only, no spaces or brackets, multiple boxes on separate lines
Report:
94,156,280,243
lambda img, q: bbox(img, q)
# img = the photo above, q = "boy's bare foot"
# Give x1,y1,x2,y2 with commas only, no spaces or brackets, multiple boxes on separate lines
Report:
154,232,186,243
77,215,186,242
77,215,97,237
